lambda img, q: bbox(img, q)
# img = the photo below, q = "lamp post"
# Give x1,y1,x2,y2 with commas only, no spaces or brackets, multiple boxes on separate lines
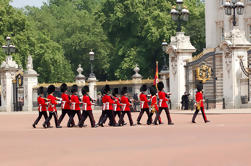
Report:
161,40,168,71
2,36,16,56
223,0,244,26
170,0,190,32
89,49,95,78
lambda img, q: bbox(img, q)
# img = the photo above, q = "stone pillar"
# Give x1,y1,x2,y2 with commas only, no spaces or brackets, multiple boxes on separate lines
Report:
159,70,169,92
23,55,39,112
75,64,86,84
88,77,97,100
132,64,143,96
220,27,251,108
166,32,196,109
0,56,19,112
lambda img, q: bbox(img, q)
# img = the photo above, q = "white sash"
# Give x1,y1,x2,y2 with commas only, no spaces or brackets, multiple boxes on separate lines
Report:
121,104,126,111
102,102,109,110
140,101,145,109
159,99,163,107
61,101,66,109
113,104,117,111
38,104,42,112
71,102,76,110
82,103,87,111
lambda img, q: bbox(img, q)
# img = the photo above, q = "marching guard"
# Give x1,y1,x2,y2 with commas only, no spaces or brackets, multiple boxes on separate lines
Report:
112,88,123,124
78,86,96,128
153,82,174,125
68,85,82,127
148,86,159,125
43,85,62,128
58,83,75,127
136,84,150,125
118,87,135,126
32,86,49,128
99,85,117,126
192,83,210,123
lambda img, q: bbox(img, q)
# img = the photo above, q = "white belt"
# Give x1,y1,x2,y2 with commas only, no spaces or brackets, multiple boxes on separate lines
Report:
121,104,126,111
140,101,145,109
61,101,66,109
113,104,117,111
71,102,76,110
82,103,87,111
102,102,109,110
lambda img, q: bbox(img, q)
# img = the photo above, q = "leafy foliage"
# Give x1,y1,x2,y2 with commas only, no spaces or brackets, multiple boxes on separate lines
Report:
0,0,205,82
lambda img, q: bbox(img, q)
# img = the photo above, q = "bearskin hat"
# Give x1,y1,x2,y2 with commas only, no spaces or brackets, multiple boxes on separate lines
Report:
47,85,55,94
81,85,89,95
197,81,203,92
38,86,44,95
149,85,157,96
60,83,68,92
140,84,147,92
104,85,111,94
121,87,128,95
71,84,78,94
112,88,119,96
157,81,164,91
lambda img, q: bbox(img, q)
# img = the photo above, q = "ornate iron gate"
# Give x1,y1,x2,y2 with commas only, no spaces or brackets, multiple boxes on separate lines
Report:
13,71,23,111
184,49,220,108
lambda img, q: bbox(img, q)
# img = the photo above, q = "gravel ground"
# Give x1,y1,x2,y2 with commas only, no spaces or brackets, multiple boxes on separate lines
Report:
0,112,251,166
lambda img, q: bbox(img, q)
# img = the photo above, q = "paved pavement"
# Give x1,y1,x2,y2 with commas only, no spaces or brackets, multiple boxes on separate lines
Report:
0,112,251,166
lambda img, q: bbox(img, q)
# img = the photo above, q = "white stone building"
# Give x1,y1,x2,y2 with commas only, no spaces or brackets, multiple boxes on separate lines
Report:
206,0,251,48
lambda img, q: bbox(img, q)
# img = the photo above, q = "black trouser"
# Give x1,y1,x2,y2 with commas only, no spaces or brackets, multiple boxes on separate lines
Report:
58,109,75,126
44,112,59,127
67,111,81,127
79,110,96,127
33,111,49,125
192,107,208,122
154,107,172,124
98,110,107,125
137,108,150,123
147,112,155,125
99,110,116,126
119,111,133,126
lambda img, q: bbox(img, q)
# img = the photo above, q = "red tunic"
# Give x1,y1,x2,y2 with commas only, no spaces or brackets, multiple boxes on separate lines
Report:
102,95,114,110
71,95,80,111
120,96,131,111
47,94,57,112
158,91,169,108
37,96,47,112
139,93,149,109
113,96,121,111
196,91,204,107
82,95,92,111
150,95,159,111
61,93,71,110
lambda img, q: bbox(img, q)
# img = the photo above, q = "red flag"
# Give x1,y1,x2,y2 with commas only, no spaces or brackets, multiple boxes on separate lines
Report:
153,61,159,89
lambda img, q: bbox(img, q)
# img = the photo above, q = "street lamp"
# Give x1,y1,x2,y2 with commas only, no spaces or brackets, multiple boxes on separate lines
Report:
161,40,168,71
89,49,95,78
223,0,244,26
2,36,16,56
170,0,190,32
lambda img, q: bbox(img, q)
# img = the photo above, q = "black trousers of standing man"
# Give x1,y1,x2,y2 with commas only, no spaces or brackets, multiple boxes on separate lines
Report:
99,110,116,126
192,107,208,123
119,111,134,126
137,108,150,124
33,111,49,125
79,111,96,127
58,109,75,126
153,107,173,125
43,112,60,127
67,111,81,127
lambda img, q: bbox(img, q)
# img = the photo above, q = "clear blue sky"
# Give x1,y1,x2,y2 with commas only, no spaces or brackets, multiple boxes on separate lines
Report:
10,0,48,8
